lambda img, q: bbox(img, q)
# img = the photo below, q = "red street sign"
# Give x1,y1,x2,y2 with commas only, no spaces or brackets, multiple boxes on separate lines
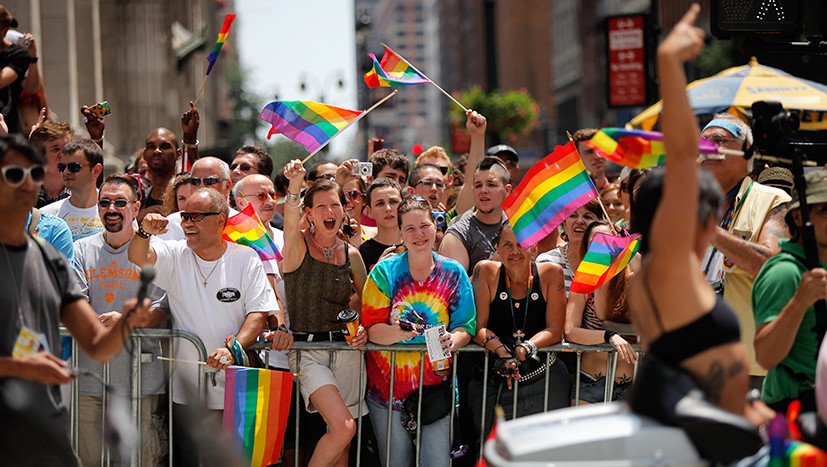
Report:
607,15,647,107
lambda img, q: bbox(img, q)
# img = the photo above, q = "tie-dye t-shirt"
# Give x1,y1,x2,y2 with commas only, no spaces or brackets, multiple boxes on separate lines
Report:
362,251,476,406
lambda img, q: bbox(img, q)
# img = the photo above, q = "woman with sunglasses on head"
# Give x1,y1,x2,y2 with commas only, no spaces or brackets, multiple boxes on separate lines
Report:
565,220,638,405
469,221,569,436
341,176,376,247
280,159,369,467
362,196,475,467
161,172,193,215
536,199,603,289
626,4,772,429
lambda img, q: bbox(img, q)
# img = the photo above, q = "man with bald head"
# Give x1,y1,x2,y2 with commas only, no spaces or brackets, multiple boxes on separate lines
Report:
128,188,277,464
160,156,234,240
140,102,200,212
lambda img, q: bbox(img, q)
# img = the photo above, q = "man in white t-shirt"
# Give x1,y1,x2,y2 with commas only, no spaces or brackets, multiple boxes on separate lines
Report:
128,188,276,464
40,138,104,240
160,156,236,241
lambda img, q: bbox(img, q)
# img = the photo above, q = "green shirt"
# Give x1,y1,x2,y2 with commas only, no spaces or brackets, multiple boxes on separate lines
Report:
752,239,820,404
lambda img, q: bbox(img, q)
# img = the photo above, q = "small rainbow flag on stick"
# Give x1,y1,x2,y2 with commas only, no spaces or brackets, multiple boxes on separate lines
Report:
570,232,641,294
363,45,430,88
503,141,599,249
223,367,293,467
260,100,364,154
223,204,283,262
586,128,665,169
206,14,236,76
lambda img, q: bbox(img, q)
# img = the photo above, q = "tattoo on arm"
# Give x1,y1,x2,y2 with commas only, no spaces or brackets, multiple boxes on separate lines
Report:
472,263,481,286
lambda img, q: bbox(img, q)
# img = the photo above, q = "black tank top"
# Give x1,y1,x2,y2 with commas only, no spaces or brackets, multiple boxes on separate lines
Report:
488,263,547,373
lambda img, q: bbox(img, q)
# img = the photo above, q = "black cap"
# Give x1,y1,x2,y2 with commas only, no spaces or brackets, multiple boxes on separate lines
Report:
486,144,518,163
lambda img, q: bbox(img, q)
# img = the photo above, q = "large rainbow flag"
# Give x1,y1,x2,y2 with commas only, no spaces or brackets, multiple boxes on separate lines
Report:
570,232,641,294
223,203,283,262
206,14,236,76
223,367,293,467
260,100,364,153
363,45,430,88
503,141,599,249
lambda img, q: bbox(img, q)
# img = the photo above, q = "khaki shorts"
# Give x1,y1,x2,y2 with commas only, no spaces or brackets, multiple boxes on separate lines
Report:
288,348,368,418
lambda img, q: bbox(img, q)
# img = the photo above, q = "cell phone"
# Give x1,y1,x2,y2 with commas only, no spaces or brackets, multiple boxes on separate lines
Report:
86,101,111,119
393,243,406,254
399,319,414,331
341,222,356,238
352,161,373,177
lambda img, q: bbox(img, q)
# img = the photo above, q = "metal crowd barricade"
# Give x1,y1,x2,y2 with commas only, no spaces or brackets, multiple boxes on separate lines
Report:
60,327,209,467
58,328,638,466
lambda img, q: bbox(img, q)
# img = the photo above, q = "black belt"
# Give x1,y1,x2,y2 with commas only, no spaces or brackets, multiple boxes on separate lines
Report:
292,331,346,342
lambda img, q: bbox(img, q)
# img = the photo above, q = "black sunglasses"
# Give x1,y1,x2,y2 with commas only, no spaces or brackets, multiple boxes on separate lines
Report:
230,162,254,172
99,198,131,209
1,165,46,187
180,211,221,222
187,177,226,187
436,166,450,175
57,162,87,173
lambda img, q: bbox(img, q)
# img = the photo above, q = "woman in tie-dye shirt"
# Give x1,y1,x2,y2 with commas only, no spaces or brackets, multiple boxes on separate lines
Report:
362,196,476,467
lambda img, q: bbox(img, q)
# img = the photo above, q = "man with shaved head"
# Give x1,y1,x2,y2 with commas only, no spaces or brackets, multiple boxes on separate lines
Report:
129,188,277,464
140,102,200,212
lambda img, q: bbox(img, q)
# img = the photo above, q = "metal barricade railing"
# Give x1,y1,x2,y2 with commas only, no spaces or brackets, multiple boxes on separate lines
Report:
58,328,639,466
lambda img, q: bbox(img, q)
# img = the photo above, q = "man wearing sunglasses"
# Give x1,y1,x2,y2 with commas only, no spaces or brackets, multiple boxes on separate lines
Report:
128,188,276,464
70,174,167,466
159,157,236,241
40,138,104,240
0,134,154,464
229,145,273,184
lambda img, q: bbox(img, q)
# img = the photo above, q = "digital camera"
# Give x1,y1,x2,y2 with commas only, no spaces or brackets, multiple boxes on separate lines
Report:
352,161,373,177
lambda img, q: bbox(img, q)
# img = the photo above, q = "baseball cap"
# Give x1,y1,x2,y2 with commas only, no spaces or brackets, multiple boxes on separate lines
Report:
486,144,518,163
0,6,18,29
790,170,827,210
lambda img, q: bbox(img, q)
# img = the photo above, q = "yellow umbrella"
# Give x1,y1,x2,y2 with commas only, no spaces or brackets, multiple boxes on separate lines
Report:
627,57,827,131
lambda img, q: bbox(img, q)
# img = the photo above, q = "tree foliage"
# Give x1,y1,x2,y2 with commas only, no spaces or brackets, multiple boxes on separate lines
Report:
450,87,539,142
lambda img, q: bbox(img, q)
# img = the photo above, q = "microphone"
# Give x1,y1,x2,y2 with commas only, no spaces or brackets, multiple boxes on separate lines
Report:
136,266,155,306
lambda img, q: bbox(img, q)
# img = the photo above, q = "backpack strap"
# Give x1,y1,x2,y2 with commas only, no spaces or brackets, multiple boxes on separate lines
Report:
30,234,69,297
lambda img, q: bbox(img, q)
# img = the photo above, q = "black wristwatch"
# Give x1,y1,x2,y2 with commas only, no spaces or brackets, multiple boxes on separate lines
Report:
276,324,289,333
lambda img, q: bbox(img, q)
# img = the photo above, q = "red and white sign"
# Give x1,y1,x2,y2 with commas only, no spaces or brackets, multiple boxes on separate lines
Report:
607,15,647,107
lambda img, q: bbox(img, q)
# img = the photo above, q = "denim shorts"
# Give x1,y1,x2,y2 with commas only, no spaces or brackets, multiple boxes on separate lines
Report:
572,371,631,403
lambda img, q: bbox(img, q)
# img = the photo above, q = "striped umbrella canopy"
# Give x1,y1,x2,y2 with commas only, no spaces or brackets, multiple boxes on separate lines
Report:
628,57,827,131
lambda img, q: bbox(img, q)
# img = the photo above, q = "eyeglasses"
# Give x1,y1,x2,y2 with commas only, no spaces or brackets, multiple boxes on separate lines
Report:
346,189,364,201
99,198,131,209
436,166,450,175
187,177,226,187
57,162,86,173
241,189,278,203
1,165,46,187
703,136,739,147
415,179,446,190
230,162,254,172
180,211,221,222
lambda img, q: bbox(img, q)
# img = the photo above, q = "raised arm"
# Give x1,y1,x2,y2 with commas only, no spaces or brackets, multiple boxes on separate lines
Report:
181,101,200,163
281,160,308,273
454,110,487,215
128,213,167,266
651,4,705,257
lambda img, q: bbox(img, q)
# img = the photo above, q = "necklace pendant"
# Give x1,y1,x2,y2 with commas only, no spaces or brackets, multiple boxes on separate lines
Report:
514,302,520,309
513,330,525,342
203,280,208,287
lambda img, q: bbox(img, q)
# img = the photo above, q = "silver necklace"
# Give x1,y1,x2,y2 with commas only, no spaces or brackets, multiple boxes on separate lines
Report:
191,250,221,287
310,233,337,262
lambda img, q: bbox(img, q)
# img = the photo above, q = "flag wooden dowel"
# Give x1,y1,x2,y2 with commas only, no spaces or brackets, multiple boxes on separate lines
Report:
379,42,467,112
193,74,209,108
716,148,817,167
157,356,299,375
301,90,399,165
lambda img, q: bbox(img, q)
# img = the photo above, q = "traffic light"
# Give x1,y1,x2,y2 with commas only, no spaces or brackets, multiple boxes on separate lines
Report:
711,0,824,39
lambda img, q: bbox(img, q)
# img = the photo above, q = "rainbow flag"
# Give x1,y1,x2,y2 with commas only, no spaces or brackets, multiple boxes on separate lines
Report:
260,100,364,153
223,203,283,262
570,232,641,294
223,367,293,467
786,440,827,466
363,45,429,88
206,14,236,76
586,128,665,169
503,141,599,249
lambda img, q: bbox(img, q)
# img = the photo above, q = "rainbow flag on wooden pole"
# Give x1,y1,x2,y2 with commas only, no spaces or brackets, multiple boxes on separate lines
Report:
587,128,725,169
194,14,236,105
503,141,599,249
260,90,397,164
366,44,468,111
570,232,641,294
223,367,293,467
223,203,283,263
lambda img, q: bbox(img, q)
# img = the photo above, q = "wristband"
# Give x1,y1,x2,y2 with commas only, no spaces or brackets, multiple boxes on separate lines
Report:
276,324,289,333
286,192,301,208
481,335,500,348
136,226,152,239
604,329,617,343
182,139,199,149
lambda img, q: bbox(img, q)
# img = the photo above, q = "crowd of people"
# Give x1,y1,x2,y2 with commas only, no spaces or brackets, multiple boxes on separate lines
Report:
3,2,827,466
